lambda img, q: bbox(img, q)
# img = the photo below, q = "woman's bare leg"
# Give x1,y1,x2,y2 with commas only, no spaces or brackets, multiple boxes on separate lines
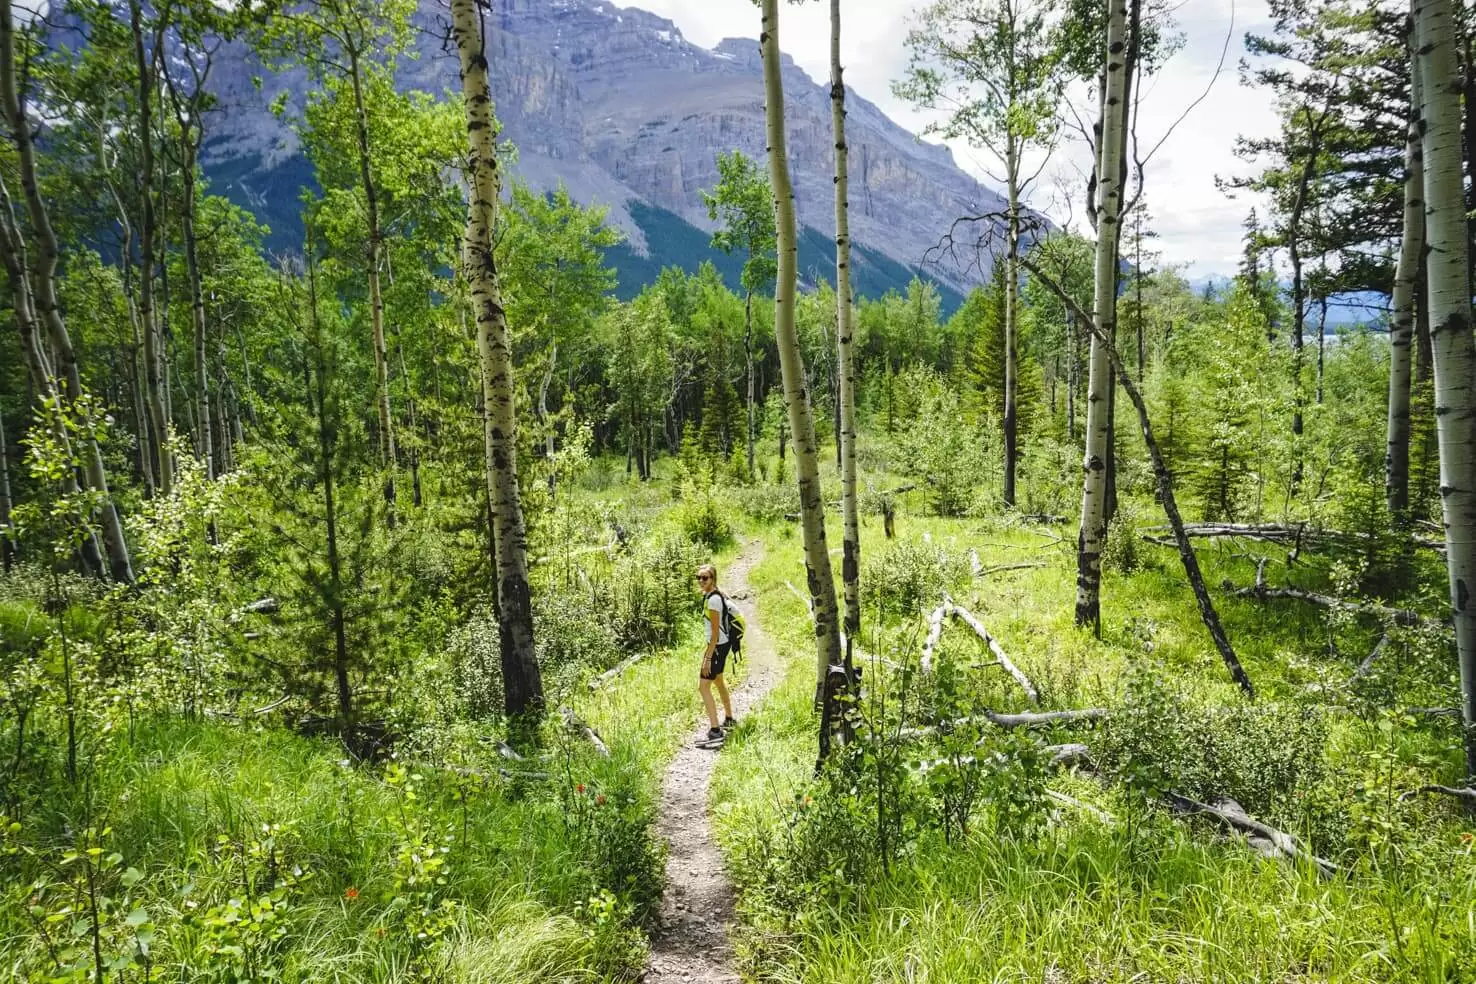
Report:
699,678,719,727
714,675,733,720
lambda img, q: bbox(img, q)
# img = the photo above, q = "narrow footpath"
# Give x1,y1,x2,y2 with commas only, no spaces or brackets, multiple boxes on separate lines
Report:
641,539,779,984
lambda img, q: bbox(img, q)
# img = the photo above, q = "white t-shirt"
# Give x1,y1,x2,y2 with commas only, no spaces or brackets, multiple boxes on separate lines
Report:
705,592,730,645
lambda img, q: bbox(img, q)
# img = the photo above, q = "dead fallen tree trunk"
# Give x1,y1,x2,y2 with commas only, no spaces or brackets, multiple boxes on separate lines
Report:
1230,581,1446,632
899,709,1108,741
559,707,609,757
949,602,1039,703
588,651,649,691
915,741,1094,775
1047,742,1095,769
977,561,1048,578
1399,784,1476,804
919,601,950,673
1349,632,1391,685
1145,522,1445,553
1046,788,1114,821
1163,792,1337,878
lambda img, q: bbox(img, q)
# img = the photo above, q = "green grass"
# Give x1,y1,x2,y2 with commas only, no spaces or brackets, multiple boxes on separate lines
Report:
710,497,1476,984
0,480,737,982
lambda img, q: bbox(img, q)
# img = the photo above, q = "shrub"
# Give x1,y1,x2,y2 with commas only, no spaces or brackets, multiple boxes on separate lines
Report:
862,538,971,619
1095,666,1329,824
889,367,995,517
672,481,732,550
605,531,705,651
727,482,798,524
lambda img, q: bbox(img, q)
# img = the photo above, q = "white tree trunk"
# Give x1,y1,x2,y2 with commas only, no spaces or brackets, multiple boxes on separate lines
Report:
1388,36,1424,517
761,0,843,700
1417,0,1476,783
452,0,544,733
831,0,861,662
1004,145,1020,507
1076,0,1130,632
348,49,398,520
1,0,131,582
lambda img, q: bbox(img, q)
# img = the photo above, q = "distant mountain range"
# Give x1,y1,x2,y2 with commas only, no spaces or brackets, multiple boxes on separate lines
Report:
195,0,1016,309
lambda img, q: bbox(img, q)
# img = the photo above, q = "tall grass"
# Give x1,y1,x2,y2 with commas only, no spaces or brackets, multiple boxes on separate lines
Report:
712,508,1476,983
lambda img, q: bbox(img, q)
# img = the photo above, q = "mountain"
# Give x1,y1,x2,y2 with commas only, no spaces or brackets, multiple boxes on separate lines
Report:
199,0,1011,307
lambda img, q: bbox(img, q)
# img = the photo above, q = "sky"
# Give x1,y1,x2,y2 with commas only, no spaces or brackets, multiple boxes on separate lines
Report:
631,0,1281,280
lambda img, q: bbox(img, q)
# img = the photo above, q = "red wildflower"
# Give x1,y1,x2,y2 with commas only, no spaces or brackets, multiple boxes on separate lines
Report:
344,887,359,900
576,783,586,795
1462,832,1474,845
596,794,607,806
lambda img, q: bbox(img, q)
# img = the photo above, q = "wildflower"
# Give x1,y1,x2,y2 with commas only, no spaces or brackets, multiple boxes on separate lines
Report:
1462,832,1473,845
576,783,586,794
596,794,607,806
344,887,359,900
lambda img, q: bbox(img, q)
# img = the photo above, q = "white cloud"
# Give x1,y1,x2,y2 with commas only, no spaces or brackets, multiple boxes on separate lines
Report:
626,0,1281,279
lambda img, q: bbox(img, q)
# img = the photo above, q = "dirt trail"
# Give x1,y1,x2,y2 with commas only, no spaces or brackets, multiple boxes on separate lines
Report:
641,539,779,984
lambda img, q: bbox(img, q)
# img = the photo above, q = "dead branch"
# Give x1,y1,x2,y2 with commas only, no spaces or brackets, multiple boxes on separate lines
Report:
1230,582,1445,632
1163,792,1337,878
1349,632,1391,685
1046,787,1114,821
786,580,815,617
949,602,1040,702
1399,784,1476,804
919,601,950,673
976,561,1048,577
558,707,610,757
589,651,649,691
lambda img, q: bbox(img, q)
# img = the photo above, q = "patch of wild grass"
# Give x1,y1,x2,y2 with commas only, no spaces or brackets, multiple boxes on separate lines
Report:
713,508,1476,984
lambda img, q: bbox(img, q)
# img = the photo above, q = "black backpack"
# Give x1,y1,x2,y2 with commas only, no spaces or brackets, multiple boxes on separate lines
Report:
708,591,746,661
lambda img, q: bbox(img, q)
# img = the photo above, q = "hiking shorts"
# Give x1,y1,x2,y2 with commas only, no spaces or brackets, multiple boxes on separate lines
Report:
701,642,732,681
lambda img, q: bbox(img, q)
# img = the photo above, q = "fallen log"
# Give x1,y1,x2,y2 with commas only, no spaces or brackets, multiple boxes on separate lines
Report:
588,651,649,691
786,580,815,617
1046,743,1095,770
914,741,1096,775
1230,582,1445,631
1163,792,1337,878
1144,522,1446,554
899,709,1108,741
976,561,1048,578
919,601,950,673
558,707,610,757
949,603,1039,702
1046,788,1114,822
987,708,1105,727
1399,784,1476,804
1348,632,1391,685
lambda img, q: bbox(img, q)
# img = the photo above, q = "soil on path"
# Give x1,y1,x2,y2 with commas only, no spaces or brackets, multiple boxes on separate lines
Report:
641,539,780,984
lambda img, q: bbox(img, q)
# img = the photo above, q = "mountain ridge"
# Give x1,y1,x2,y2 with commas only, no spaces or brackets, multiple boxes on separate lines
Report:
198,0,1007,302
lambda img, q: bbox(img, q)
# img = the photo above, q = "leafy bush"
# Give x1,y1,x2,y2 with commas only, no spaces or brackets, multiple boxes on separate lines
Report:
673,485,732,549
1016,435,1079,517
444,608,503,720
605,531,705,651
862,538,971,618
889,367,995,517
727,482,798,524
1095,666,1329,823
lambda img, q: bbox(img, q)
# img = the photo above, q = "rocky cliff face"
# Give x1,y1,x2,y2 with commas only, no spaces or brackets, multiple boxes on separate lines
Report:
202,0,1006,292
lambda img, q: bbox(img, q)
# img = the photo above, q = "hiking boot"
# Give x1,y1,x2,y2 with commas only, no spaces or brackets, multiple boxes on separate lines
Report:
706,727,724,741
722,716,737,729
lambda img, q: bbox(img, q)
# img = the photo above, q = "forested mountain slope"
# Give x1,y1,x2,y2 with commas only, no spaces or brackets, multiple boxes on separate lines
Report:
197,0,998,304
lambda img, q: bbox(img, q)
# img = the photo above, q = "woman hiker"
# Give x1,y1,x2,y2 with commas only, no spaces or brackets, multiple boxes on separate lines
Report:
695,564,736,742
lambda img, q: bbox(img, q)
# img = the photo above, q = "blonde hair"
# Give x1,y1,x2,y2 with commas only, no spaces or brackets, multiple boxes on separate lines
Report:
696,564,717,584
